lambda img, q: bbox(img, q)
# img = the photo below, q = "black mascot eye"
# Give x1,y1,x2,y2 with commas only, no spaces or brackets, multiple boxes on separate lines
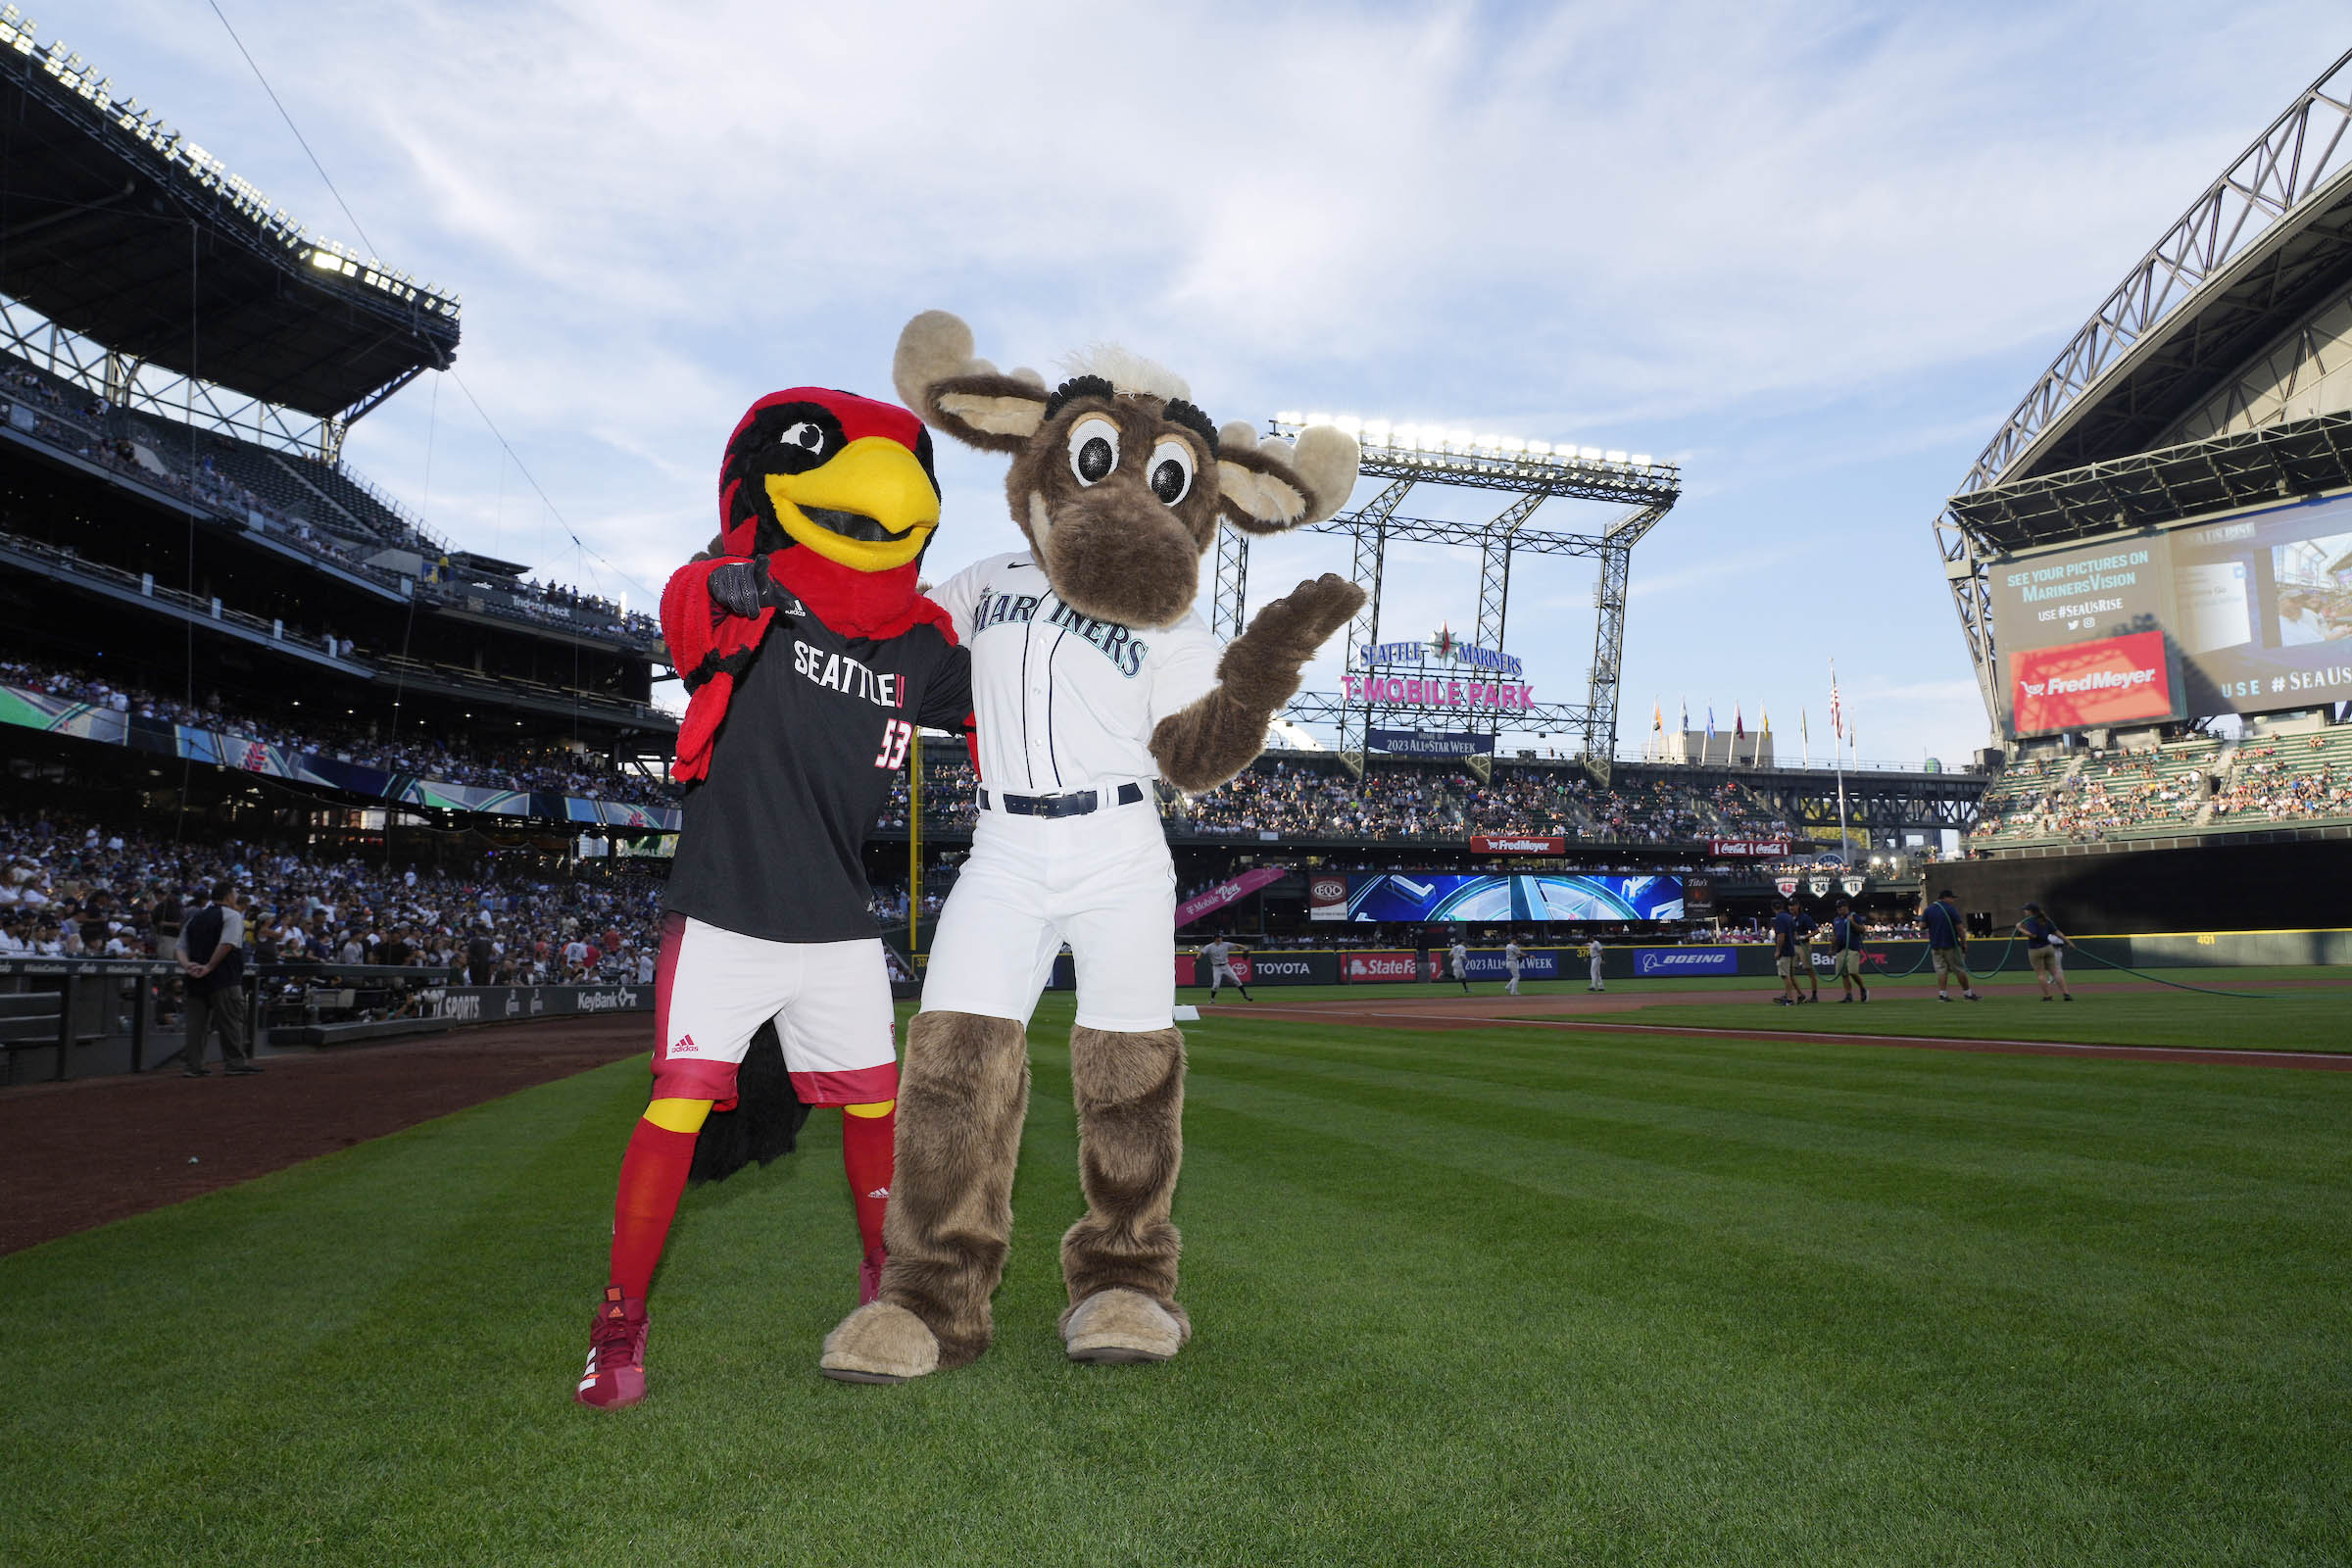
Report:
1146,437,1195,506
1067,416,1119,485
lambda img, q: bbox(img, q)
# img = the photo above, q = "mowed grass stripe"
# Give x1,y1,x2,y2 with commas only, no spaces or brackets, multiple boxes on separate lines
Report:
1186,1020,2352,1194
1178,1050,2341,1344
5,1000,2348,1566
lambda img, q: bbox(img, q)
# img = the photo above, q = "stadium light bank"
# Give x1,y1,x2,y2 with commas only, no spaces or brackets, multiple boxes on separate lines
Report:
1269,412,1680,486
0,7,459,320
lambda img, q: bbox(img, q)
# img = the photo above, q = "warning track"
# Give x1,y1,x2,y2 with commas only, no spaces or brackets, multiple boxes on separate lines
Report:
1206,989,2352,1071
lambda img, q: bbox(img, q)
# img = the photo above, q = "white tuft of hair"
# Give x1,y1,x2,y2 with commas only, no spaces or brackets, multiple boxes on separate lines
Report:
1061,342,1191,404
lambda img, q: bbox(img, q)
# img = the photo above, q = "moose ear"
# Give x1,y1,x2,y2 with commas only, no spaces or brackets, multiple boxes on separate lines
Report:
1217,423,1360,534
894,310,1049,453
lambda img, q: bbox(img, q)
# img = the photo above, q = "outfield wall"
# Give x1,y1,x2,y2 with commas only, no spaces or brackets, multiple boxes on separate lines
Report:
1942,838,2352,934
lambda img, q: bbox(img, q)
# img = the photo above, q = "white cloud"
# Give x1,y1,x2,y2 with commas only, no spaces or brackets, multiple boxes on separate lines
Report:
65,0,2352,764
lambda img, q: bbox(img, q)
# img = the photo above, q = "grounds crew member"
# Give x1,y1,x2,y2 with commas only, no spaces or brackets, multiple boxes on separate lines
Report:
1585,932,1606,993
1200,936,1251,1002
1925,889,1981,1002
2016,902,2073,1002
1831,898,1869,1004
1770,898,1803,1005
1788,899,1820,1004
1503,937,1526,996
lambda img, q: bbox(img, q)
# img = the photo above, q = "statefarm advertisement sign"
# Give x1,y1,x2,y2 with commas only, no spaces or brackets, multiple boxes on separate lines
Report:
2009,631,2177,734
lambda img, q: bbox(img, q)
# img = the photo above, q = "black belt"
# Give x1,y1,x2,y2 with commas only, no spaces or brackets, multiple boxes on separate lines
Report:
979,783,1145,818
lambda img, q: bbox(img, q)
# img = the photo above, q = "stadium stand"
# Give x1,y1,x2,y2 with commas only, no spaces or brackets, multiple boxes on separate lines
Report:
0,812,664,984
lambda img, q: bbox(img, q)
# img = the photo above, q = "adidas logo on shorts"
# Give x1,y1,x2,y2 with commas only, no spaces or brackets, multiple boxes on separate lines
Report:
670,1034,697,1055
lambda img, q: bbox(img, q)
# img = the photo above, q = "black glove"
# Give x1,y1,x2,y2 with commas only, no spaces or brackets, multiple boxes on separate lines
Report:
708,557,797,620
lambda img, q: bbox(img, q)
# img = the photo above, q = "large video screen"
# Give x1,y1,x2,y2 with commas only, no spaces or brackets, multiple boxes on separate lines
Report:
1343,872,1684,923
1991,492,2352,733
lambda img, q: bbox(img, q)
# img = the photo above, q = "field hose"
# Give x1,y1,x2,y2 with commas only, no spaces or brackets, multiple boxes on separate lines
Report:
2048,941,2275,1000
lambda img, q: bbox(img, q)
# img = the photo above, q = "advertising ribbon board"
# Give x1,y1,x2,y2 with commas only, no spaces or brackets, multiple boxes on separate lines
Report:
1367,727,1495,758
1307,874,1350,922
1707,839,1790,858
1175,866,1289,928
1469,834,1565,855
1341,950,1423,983
1634,948,1739,977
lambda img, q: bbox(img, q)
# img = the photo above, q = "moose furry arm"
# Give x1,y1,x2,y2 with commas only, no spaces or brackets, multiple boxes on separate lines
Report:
1150,573,1365,794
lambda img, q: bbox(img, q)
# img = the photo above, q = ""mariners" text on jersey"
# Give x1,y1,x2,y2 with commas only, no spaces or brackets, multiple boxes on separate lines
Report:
968,589,1148,678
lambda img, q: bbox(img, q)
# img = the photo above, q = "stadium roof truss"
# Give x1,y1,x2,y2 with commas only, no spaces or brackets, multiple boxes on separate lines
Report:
1937,49,2352,723
1213,419,1680,769
0,13,460,456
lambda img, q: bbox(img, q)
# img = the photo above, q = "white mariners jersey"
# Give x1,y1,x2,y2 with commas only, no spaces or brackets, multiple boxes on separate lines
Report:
931,552,1222,794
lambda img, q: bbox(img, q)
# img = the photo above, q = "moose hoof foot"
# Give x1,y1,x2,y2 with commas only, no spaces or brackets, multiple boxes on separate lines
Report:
820,1301,940,1384
1062,1288,1185,1365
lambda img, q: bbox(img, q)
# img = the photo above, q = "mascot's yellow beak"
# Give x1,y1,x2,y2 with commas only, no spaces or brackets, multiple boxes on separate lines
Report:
766,437,940,572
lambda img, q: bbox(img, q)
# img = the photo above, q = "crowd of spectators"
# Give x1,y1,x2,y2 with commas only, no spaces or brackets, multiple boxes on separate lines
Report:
1970,732,2352,848
2208,737,2352,822
0,813,664,987
0,657,678,811
1,367,657,645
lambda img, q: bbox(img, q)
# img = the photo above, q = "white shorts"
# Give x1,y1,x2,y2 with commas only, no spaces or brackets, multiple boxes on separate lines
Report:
920,796,1175,1034
652,912,897,1108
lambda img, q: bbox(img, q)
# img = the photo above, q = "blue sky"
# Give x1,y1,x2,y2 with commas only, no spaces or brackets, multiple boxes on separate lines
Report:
59,1,2349,763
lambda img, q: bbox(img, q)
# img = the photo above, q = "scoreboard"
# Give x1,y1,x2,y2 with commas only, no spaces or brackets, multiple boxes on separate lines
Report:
1990,491,2352,735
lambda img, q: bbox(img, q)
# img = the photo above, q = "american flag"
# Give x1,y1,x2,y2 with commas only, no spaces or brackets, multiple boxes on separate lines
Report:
1829,662,1844,741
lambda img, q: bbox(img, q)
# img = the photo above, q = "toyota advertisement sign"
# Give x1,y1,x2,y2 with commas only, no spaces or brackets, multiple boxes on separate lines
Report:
1175,952,1329,986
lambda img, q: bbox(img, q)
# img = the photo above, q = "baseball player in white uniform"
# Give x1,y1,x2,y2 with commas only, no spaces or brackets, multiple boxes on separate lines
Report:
1200,937,1250,1002
917,553,1218,1033
1446,938,1470,993
1503,939,1526,996
1587,933,1606,992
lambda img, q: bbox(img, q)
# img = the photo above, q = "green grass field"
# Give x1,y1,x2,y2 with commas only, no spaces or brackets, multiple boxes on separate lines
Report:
8,988,2350,1566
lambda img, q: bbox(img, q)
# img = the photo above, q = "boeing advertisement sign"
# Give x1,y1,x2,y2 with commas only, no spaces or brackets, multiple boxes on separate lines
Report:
1634,948,1740,977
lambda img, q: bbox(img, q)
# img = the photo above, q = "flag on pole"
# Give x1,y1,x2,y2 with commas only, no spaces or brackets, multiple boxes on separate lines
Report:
1652,700,1663,732
1680,697,1689,733
1801,709,1810,767
1705,706,1716,740
1761,706,1771,734
1734,704,1744,740
1829,662,1844,741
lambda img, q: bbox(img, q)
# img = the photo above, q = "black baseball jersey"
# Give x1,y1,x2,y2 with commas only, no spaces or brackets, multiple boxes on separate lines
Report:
665,609,970,943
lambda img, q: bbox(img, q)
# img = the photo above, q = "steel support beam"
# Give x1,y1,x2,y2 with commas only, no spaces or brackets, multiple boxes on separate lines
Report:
1209,526,1249,641
1473,491,1544,655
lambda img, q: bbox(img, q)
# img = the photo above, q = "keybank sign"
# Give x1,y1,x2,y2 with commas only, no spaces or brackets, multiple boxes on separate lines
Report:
1635,948,1739,976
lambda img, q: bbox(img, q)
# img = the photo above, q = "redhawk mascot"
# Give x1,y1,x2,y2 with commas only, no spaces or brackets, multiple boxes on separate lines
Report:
574,387,971,1409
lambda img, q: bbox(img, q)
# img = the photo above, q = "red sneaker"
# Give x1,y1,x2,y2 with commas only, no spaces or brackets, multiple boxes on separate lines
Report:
574,1286,649,1409
858,1251,886,1306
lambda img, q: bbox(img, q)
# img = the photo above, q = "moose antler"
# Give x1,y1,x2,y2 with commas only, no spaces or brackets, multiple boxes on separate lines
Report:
893,312,1046,448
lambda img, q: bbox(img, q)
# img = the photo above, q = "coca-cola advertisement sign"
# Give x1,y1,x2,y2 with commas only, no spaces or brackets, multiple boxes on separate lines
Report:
1341,951,1420,982
1469,834,1565,855
1707,839,1790,858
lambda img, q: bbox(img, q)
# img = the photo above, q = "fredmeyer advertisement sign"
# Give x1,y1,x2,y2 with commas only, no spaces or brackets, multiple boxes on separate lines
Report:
1992,493,2352,731
2009,631,2177,733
